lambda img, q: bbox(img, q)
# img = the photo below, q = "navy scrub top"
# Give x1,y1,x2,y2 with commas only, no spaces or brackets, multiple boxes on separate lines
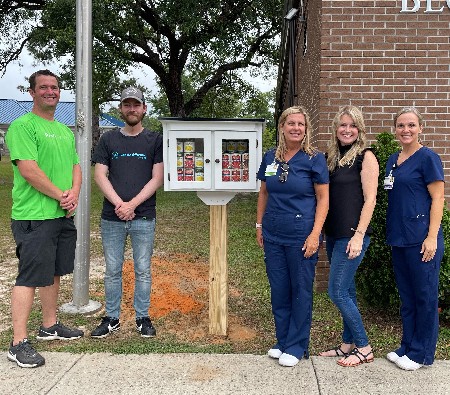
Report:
385,146,444,247
257,149,329,246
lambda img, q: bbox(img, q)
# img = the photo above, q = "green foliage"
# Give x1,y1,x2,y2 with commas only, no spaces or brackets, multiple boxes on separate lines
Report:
357,132,450,319
262,126,276,152
439,205,450,318
0,0,282,117
356,132,400,309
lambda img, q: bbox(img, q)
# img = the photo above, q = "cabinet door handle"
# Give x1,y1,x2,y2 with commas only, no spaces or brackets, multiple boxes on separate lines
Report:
205,159,210,163
215,159,220,163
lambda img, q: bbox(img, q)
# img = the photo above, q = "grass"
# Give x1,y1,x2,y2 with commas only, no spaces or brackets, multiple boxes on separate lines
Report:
0,155,449,359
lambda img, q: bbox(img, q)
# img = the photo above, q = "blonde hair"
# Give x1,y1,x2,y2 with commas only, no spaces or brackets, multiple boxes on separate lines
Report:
275,106,316,162
327,105,368,172
394,106,424,127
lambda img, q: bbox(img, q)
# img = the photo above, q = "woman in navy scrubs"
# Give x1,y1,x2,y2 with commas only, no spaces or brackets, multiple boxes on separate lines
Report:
256,106,329,367
385,107,445,371
319,106,378,367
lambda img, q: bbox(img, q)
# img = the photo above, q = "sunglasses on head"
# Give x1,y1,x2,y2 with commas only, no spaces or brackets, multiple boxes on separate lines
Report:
279,162,289,183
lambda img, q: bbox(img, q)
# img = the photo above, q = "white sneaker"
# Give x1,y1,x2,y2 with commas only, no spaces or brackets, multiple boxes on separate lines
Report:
278,353,300,367
386,351,400,363
395,355,423,371
268,348,283,359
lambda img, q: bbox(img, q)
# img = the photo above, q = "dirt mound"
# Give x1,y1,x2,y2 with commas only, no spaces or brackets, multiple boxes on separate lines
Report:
119,255,256,342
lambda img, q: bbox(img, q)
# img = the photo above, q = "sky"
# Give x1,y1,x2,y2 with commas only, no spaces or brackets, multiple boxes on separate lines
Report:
0,50,276,105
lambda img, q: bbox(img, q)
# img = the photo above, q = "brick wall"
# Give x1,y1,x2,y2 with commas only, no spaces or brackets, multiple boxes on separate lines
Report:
319,0,450,194
283,0,450,291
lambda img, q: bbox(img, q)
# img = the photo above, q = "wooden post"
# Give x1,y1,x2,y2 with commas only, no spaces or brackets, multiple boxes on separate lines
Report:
209,204,228,335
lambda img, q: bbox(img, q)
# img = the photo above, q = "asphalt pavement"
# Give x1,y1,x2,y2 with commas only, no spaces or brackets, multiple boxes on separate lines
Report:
1,351,449,394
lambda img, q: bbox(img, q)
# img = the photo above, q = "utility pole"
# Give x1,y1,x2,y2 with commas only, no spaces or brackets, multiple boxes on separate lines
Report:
61,0,101,314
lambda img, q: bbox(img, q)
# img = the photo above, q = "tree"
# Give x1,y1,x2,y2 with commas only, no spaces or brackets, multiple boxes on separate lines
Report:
0,0,282,117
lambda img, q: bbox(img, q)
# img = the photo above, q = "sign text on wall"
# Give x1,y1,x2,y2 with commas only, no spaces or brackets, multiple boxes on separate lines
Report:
401,0,450,13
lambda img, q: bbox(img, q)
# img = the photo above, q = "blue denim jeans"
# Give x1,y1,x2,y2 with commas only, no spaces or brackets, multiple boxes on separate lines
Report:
101,218,156,319
326,235,370,347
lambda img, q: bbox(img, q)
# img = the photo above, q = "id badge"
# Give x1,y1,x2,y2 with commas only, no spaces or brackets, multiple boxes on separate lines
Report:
384,175,394,190
265,161,278,177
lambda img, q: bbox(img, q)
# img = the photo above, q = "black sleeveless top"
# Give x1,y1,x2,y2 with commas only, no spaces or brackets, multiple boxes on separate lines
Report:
324,146,373,238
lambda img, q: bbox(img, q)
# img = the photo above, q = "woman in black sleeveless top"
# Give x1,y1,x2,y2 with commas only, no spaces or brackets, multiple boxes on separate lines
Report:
319,106,379,367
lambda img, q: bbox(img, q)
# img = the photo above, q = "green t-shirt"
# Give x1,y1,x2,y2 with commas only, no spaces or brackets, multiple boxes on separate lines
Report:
6,112,80,220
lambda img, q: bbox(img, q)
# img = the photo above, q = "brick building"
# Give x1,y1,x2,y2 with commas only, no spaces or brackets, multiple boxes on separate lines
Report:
276,0,450,290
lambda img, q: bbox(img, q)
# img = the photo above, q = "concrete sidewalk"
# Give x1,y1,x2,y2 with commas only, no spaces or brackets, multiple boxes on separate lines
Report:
1,352,449,395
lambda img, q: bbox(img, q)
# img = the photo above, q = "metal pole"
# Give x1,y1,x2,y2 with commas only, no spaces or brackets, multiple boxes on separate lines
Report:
61,0,101,314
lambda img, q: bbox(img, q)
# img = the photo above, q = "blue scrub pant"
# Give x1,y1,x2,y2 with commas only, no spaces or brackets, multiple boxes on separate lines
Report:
264,240,317,359
392,242,443,365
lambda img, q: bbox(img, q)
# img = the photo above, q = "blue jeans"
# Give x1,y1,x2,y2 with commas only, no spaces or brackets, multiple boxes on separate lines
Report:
326,235,370,347
101,218,156,319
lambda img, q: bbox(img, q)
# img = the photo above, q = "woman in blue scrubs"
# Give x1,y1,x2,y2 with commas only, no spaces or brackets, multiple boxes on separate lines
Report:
256,106,329,367
385,107,445,371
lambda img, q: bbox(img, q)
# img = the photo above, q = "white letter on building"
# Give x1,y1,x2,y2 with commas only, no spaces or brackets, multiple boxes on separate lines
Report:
425,0,444,12
401,0,420,12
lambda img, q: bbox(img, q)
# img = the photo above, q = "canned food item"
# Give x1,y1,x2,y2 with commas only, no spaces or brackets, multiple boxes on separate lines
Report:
195,171,204,181
237,140,249,153
176,140,184,153
177,167,184,181
222,169,231,182
242,153,249,169
184,141,195,152
195,153,204,168
222,153,231,169
242,169,249,182
231,169,241,182
226,140,237,152
231,153,241,169
184,153,194,168
184,168,194,181
177,153,184,168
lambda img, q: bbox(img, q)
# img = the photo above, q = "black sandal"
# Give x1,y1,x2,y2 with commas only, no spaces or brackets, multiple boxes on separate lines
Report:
337,347,374,367
320,346,349,357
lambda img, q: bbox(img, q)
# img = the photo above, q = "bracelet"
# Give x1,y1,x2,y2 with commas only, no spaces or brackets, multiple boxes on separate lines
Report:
256,223,262,228
351,227,365,236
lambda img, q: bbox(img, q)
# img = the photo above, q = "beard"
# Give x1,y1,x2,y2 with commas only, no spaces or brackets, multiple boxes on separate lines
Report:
121,112,145,126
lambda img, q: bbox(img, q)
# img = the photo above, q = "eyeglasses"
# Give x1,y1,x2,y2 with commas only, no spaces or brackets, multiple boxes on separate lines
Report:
279,162,289,183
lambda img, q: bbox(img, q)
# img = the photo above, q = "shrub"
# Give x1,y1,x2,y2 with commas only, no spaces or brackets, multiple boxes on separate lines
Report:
356,132,400,310
357,132,450,318
439,206,450,318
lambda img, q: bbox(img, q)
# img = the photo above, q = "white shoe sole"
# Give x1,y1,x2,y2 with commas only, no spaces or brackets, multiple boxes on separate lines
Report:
386,351,400,363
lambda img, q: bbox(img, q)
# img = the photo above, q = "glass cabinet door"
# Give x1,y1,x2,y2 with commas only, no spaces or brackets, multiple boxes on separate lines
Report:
213,131,258,190
168,130,212,190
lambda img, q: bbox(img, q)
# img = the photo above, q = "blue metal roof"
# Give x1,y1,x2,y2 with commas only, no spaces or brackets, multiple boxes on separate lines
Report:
0,99,124,128
0,99,28,123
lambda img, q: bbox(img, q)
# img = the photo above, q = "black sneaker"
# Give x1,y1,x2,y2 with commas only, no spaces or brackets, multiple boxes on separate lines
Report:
36,321,84,341
91,317,120,338
8,339,45,368
136,317,156,337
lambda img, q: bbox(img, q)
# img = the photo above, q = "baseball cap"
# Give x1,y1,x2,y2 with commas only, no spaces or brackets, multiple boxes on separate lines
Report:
120,87,144,103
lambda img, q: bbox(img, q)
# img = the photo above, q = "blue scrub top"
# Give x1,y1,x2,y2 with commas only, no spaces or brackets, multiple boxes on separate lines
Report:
385,146,444,247
257,149,329,246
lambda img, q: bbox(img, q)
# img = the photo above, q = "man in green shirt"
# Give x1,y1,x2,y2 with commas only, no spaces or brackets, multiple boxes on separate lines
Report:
5,70,84,368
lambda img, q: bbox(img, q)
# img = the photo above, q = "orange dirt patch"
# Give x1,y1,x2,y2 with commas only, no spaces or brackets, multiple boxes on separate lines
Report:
119,255,256,342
